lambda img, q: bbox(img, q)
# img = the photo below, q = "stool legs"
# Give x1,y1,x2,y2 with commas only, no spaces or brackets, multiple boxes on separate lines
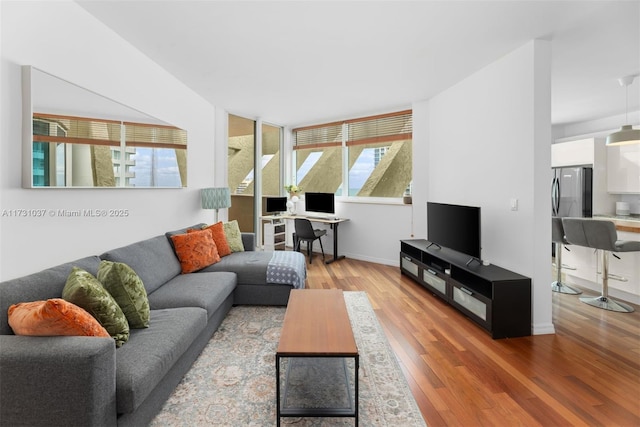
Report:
579,250,635,313
551,242,581,294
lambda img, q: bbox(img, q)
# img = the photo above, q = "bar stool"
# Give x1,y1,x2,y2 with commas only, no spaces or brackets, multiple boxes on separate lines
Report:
551,217,581,294
562,218,639,313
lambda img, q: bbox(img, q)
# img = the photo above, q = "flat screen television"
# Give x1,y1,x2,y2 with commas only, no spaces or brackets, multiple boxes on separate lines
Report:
265,197,287,214
427,202,481,260
304,192,335,214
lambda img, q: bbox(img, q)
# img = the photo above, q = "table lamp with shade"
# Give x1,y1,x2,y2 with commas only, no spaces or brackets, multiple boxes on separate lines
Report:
201,187,231,223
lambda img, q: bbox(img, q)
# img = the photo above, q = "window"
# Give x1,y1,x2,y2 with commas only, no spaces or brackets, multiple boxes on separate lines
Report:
292,110,412,198
293,121,343,195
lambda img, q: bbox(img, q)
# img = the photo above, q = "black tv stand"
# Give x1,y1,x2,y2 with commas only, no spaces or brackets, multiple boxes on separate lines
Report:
400,239,531,339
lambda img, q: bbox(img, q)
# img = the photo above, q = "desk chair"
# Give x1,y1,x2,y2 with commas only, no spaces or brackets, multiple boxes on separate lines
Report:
294,218,326,264
551,217,581,294
562,218,639,313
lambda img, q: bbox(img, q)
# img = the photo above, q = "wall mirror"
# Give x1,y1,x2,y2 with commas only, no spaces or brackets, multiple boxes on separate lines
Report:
22,66,187,188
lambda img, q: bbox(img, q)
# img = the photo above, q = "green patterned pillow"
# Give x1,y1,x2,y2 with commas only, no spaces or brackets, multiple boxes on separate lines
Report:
223,220,245,253
97,261,150,329
62,267,129,347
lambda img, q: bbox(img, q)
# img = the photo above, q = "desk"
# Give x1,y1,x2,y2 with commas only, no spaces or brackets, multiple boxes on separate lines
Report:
262,215,350,264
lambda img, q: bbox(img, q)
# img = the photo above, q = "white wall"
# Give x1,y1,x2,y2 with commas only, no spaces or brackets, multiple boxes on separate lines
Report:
414,40,554,335
0,1,217,280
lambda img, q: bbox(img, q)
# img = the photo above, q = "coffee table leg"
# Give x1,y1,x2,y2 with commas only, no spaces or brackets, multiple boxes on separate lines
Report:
355,355,359,426
276,355,281,427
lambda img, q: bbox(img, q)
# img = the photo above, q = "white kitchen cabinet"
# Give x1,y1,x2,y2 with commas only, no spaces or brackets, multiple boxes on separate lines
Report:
552,138,594,167
607,144,640,193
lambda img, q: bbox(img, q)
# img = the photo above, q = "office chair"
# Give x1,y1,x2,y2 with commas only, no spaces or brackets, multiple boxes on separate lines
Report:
562,218,639,313
551,217,581,294
294,218,326,264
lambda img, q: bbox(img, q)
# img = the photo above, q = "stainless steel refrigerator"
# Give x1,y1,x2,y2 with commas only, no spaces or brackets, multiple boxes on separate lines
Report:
551,166,593,217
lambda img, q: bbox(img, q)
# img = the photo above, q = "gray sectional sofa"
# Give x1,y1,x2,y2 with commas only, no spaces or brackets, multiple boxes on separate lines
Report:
0,224,306,427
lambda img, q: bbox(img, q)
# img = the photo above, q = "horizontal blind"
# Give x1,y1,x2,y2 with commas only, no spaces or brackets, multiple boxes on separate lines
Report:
292,122,343,150
33,113,121,147
346,110,412,146
32,113,187,150
124,122,187,149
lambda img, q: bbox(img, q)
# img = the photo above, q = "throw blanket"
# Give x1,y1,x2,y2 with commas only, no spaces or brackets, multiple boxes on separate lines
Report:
266,251,306,289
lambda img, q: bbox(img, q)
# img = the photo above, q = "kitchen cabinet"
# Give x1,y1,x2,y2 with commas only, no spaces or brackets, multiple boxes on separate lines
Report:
552,138,595,167
607,144,640,193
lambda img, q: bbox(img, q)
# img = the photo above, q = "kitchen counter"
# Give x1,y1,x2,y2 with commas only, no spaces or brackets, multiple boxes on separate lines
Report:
594,214,640,234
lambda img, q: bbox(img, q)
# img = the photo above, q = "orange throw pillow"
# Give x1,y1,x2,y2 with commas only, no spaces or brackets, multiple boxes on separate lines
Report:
190,222,231,257
171,229,220,274
8,299,110,338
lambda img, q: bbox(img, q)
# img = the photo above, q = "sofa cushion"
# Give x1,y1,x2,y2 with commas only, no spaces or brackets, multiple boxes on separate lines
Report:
192,222,231,257
146,272,236,319
223,220,245,253
200,251,273,285
171,229,221,273
115,307,207,414
8,299,110,338
97,261,150,329
0,256,101,336
165,223,207,249
101,235,182,295
62,267,130,347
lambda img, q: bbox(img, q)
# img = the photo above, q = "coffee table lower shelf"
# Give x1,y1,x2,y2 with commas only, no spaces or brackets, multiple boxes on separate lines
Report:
276,355,359,426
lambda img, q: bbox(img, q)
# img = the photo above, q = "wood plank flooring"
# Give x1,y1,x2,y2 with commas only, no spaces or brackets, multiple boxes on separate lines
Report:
304,256,640,426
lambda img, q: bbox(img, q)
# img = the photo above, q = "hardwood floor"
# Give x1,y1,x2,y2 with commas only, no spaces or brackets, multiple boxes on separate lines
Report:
304,256,640,426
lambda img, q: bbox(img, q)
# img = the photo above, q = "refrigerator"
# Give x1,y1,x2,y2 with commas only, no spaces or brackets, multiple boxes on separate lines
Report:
551,166,593,218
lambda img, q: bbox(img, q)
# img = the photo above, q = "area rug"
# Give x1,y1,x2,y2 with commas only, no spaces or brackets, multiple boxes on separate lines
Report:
150,291,427,426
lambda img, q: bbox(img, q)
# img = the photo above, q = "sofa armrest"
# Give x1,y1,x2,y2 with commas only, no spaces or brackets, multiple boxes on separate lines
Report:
0,335,117,427
241,232,256,251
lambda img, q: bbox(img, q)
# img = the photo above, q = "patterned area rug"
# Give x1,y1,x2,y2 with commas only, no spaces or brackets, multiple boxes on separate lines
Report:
150,291,427,426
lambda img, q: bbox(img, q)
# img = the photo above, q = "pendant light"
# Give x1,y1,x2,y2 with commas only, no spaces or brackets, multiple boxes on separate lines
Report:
606,75,640,146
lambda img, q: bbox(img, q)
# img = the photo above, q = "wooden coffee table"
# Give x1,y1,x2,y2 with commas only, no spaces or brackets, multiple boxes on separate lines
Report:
276,289,359,426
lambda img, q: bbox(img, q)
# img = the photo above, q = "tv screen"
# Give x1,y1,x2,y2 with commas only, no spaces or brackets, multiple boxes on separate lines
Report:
305,192,335,214
265,197,287,214
427,202,481,259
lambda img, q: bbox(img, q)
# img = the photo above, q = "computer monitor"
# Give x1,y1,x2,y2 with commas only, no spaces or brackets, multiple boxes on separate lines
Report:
304,192,335,214
265,197,287,214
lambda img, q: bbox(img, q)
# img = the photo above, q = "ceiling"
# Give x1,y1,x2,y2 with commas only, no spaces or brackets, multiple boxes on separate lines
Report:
77,1,640,128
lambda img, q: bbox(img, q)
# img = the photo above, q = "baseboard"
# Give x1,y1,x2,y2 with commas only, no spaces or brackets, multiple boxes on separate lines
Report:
341,252,398,267
532,322,556,335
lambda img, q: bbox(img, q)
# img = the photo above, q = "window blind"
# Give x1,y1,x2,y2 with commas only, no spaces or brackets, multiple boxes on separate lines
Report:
346,110,412,146
33,113,121,147
292,122,343,150
124,122,187,149
292,109,412,149
32,113,187,150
